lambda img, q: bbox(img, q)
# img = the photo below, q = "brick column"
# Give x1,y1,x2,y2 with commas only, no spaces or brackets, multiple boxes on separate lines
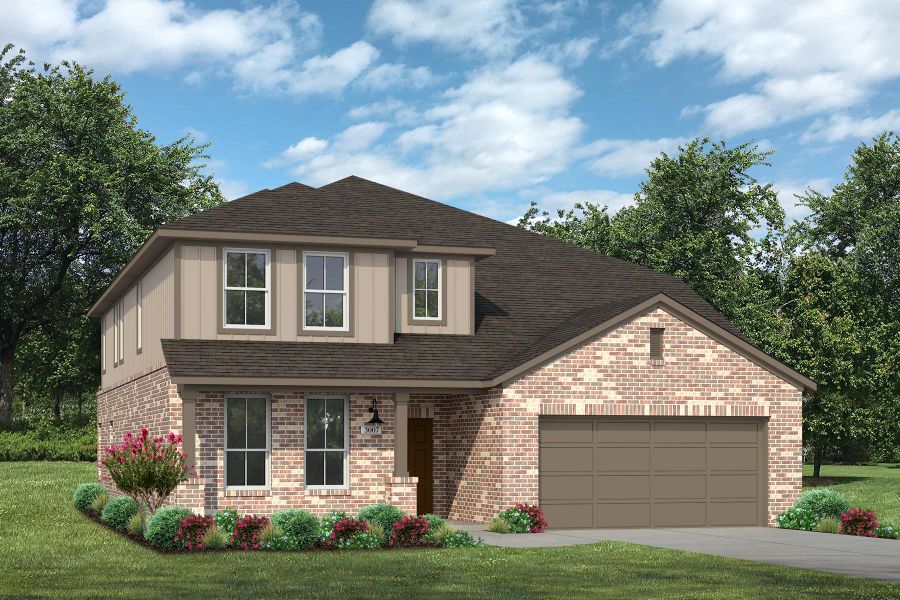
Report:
394,392,409,477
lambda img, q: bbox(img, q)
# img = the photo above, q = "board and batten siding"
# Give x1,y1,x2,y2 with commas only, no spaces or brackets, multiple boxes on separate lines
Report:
395,256,473,335
101,248,175,389
177,245,392,343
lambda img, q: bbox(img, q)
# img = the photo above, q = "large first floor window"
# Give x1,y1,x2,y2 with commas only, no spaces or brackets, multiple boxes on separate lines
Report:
226,396,269,487
305,397,348,487
224,248,270,328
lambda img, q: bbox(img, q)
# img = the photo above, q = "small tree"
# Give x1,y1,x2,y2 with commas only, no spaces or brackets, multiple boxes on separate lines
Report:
102,427,193,530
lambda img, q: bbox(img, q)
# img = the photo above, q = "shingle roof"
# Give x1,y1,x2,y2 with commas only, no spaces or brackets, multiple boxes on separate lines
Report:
161,176,759,383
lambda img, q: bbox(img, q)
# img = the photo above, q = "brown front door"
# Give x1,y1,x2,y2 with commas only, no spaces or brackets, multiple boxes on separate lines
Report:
408,418,433,514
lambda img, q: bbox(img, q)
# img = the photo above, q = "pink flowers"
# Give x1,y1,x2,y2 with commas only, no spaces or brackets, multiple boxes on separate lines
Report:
231,515,269,550
172,514,215,551
326,517,370,547
841,508,878,537
388,515,430,547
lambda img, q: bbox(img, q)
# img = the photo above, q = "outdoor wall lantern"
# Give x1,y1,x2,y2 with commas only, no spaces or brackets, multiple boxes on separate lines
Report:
367,399,385,425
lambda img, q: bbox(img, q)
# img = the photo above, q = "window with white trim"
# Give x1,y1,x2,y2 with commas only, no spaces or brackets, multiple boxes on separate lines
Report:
305,397,348,487
114,298,125,364
225,396,269,487
136,279,143,352
412,259,441,319
303,252,349,330
101,315,106,372
223,249,270,328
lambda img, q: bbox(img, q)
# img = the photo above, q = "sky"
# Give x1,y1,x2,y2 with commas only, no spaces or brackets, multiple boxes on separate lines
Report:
4,0,900,224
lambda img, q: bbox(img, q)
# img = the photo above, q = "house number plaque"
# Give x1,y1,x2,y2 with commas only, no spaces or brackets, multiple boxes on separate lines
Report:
361,423,383,435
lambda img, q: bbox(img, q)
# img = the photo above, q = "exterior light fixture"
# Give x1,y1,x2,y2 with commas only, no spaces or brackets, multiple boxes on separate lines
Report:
367,398,385,425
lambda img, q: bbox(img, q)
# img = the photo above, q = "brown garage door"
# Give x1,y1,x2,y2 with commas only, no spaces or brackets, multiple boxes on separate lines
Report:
539,417,767,528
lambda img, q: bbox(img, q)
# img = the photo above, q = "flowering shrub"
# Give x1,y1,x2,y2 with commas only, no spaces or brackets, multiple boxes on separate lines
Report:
775,506,818,531
101,427,193,529
357,504,405,543
389,515,431,547
840,508,878,537
497,504,547,533
324,517,380,549
213,508,240,544
73,483,105,512
173,514,215,550
320,511,350,542
875,522,898,539
146,507,192,549
794,489,850,521
439,528,485,548
232,515,269,550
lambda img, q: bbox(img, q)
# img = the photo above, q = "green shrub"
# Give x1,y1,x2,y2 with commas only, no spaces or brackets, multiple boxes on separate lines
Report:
73,483,105,512
815,516,841,534
875,522,899,539
794,489,850,521
422,513,446,531
775,506,818,531
432,523,454,545
271,509,320,550
357,504,405,541
259,523,283,548
487,517,511,534
213,508,240,538
101,497,138,531
202,525,228,549
0,422,96,461
368,521,386,546
90,491,109,513
146,507,192,549
320,511,349,542
441,529,485,548
126,512,144,536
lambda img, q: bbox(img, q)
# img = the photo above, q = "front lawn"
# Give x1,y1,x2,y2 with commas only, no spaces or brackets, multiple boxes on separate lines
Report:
2,462,899,599
804,463,900,523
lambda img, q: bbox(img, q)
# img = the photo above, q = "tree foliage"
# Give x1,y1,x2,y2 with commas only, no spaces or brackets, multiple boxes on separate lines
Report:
0,44,224,423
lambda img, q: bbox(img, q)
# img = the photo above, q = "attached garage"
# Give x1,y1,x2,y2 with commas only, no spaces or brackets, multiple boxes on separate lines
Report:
539,417,768,528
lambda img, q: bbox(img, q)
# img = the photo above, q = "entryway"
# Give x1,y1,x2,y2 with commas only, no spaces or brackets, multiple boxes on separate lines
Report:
408,418,433,514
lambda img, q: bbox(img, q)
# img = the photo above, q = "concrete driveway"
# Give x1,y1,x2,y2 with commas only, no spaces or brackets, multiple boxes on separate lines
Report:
452,523,900,581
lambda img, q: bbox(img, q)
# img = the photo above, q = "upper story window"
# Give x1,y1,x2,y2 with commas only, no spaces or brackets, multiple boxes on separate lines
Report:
412,259,441,320
101,315,106,373
114,298,125,365
136,279,143,353
224,249,270,328
303,251,349,331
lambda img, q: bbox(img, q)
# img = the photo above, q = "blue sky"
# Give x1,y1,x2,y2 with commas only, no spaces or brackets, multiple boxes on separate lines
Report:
5,0,900,224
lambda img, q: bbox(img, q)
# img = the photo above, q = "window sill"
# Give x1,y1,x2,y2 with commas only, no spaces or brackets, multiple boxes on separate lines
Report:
225,488,271,498
306,487,352,497
649,359,665,367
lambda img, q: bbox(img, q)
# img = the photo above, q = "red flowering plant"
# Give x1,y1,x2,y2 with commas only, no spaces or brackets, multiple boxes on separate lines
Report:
388,515,430,547
173,514,215,551
497,504,548,533
101,427,194,530
325,517,380,549
840,508,878,537
231,515,269,550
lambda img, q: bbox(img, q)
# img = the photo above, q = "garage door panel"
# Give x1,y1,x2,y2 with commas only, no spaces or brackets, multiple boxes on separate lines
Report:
708,422,758,443
595,475,650,500
595,421,650,443
654,475,707,499
541,475,593,500
709,447,757,471
595,503,651,527
653,446,706,471
709,474,758,499
654,421,706,443
541,420,593,444
541,446,593,471
709,502,758,526
654,502,707,526
542,503,593,528
596,447,650,471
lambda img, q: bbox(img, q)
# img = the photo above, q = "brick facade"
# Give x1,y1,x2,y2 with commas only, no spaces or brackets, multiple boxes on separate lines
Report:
97,308,802,525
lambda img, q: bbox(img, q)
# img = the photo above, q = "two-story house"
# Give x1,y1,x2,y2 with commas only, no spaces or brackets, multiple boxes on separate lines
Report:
90,176,814,528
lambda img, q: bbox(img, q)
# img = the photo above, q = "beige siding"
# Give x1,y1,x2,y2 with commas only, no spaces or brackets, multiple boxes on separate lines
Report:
101,248,175,389
178,245,392,343
395,256,473,335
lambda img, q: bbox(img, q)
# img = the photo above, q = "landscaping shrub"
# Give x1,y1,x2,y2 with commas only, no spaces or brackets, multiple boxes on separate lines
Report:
126,512,144,537
271,509,320,550
324,516,380,549
875,522,899,539
320,511,350,541
72,483,105,512
146,507,192,549
0,421,96,461
815,516,841,534
100,497,137,531
794,489,851,521
487,516,511,534
357,504,405,539
101,427,193,530
173,514,215,550
90,491,109,514
389,515,430,547
440,529,485,548
775,506,818,531
213,508,240,539
202,525,228,549
259,523,283,549
496,504,547,533
840,508,878,537
232,515,269,550
422,513,446,532
367,521,386,545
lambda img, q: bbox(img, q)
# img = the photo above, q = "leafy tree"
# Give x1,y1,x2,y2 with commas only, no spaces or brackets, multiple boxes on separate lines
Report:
0,44,224,423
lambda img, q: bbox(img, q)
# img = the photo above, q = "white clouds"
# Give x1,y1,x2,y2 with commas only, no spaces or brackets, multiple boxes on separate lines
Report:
534,188,635,214
773,178,831,221
801,110,900,144
631,0,900,135
356,62,437,91
263,137,328,168
333,122,389,152
579,137,687,178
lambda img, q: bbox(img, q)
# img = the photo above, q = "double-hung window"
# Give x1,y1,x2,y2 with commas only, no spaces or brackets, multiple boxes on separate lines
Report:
412,259,441,319
224,249,270,328
113,298,125,365
136,279,143,353
303,252,349,331
305,397,348,487
225,396,269,487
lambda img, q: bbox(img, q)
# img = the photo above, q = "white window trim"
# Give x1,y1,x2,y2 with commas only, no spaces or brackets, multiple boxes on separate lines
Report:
304,396,350,489
412,258,442,320
302,251,350,332
114,299,125,365
222,248,271,330
101,315,106,373
224,395,271,490
136,279,143,352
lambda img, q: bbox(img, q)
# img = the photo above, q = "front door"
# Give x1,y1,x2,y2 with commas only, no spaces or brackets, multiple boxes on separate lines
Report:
407,418,433,514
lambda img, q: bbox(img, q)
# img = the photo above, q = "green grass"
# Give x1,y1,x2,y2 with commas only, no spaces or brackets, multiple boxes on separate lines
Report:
2,462,899,599
804,463,900,524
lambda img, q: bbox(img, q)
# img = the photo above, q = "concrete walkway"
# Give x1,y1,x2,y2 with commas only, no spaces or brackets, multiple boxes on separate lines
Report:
451,522,900,581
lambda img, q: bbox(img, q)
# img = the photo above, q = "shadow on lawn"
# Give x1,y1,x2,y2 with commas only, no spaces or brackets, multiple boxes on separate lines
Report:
804,476,867,487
